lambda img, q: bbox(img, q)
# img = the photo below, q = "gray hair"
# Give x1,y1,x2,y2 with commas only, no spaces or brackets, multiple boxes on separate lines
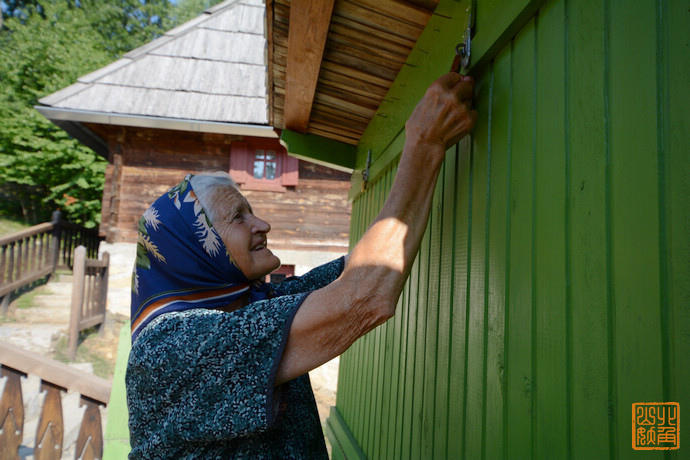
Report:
189,172,238,225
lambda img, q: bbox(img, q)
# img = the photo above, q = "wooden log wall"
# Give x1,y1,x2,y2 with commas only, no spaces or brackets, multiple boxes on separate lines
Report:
87,124,352,248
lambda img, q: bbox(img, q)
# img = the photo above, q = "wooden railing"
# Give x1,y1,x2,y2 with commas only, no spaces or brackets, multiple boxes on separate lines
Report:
68,246,110,360
0,342,111,459
0,211,102,313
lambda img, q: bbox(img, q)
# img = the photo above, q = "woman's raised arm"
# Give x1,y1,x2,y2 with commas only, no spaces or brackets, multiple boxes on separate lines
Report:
276,73,478,385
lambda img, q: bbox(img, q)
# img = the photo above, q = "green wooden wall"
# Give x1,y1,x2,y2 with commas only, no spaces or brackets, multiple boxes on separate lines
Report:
328,0,689,458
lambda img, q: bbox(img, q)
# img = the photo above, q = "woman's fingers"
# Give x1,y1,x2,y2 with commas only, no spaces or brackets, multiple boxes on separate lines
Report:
405,72,478,150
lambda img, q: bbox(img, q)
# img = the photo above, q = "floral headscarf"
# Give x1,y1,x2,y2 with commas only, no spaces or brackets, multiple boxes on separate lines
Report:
130,175,269,342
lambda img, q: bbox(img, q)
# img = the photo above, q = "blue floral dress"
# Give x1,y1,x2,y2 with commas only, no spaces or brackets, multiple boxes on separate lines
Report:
126,257,344,459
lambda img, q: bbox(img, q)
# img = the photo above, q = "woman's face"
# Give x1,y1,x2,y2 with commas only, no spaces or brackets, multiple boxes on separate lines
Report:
212,186,281,281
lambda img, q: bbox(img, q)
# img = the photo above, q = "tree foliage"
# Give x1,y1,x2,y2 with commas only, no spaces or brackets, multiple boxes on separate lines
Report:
0,0,222,228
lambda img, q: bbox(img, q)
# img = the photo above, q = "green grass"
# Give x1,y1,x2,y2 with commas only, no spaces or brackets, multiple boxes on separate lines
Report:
0,216,30,235
53,329,115,379
14,284,51,309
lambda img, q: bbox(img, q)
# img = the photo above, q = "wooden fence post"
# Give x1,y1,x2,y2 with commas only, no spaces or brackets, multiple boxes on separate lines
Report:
98,251,110,336
75,396,104,459
68,246,86,361
34,381,64,460
49,211,62,277
0,366,26,460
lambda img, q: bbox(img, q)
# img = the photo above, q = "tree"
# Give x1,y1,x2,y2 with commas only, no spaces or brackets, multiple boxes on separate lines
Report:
0,0,222,227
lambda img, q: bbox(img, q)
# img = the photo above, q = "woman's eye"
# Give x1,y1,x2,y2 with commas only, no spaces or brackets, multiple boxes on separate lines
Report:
230,213,243,223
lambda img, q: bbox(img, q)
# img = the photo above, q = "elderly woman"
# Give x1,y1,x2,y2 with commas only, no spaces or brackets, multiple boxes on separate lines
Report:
126,72,477,458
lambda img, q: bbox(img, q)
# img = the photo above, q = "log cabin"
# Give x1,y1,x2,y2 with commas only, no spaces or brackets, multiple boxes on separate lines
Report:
36,0,352,279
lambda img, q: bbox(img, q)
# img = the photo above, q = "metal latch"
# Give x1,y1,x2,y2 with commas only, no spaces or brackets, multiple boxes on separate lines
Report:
452,0,476,73
361,149,371,192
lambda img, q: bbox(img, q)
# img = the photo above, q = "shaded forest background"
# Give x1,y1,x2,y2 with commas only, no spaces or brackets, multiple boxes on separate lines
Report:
0,0,223,228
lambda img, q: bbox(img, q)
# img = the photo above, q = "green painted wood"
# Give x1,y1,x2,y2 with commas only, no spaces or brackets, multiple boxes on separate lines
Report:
566,0,611,457
533,2,569,458
608,1,665,458
484,45,511,460
370,171,390,457
279,130,355,172
468,0,547,74
463,68,491,459
401,228,422,460
420,157,445,457
349,0,472,197
666,4,690,460
410,202,432,459
503,17,536,459
325,407,366,460
432,147,457,458
447,136,473,457
349,0,549,200
103,324,131,459
331,0,689,458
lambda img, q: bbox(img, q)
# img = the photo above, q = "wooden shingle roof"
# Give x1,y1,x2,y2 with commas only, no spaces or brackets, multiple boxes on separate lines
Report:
267,0,439,145
37,0,271,132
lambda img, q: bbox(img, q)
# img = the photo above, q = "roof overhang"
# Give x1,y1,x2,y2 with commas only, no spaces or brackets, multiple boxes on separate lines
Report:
36,106,277,158
268,0,439,170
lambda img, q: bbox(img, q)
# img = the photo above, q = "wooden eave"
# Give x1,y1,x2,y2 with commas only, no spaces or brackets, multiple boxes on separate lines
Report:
268,0,439,166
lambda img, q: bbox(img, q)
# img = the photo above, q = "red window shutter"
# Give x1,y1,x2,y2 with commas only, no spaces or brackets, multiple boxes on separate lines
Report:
281,152,299,186
229,142,250,184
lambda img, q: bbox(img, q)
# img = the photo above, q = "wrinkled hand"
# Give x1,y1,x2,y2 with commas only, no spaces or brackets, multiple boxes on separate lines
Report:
405,73,478,154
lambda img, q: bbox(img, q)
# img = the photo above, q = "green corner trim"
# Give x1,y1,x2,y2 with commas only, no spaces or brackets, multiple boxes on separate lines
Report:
280,129,356,173
103,324,132,459
325,406,366,460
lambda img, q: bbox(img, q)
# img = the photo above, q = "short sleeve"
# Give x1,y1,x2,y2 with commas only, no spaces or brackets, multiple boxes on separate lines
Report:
126,293,308,457
271,256,345,296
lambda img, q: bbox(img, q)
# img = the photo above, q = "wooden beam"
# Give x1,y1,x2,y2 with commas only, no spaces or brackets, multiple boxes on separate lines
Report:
284,0,335,133
0,342,112,404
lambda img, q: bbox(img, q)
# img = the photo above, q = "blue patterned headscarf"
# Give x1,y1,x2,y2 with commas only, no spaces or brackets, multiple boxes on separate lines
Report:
130,175,269,342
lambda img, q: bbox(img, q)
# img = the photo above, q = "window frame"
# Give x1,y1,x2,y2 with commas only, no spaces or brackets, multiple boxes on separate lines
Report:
229,138,298,192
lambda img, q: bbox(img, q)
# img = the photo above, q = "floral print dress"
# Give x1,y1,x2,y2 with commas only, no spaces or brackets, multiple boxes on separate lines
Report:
126,257,344,459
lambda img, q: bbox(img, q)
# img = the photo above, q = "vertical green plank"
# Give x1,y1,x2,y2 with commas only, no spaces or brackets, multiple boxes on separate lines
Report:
401,238,421,460
420,161,445,457
484,44,511,460
608,0,664,456
567,0,611,457
361,174,386,456
410,204,431,459
446,136,472,458
356,179,375,450
432,145,458,458
463,67,491,460
665,3,690,459
369,170,387,458
341,192,366,427
375,166,394,460
380,167,399,460
347,198,361,439
533,1,568,457
392,270,409,459
504,17,536,460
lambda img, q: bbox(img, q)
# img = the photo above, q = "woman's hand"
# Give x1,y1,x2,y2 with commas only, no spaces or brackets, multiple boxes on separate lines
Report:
405,73,478,157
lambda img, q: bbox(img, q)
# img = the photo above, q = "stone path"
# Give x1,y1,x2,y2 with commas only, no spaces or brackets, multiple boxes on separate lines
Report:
1,242,339,458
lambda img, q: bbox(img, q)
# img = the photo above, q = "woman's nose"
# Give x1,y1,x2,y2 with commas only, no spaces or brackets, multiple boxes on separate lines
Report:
251,215,271,233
